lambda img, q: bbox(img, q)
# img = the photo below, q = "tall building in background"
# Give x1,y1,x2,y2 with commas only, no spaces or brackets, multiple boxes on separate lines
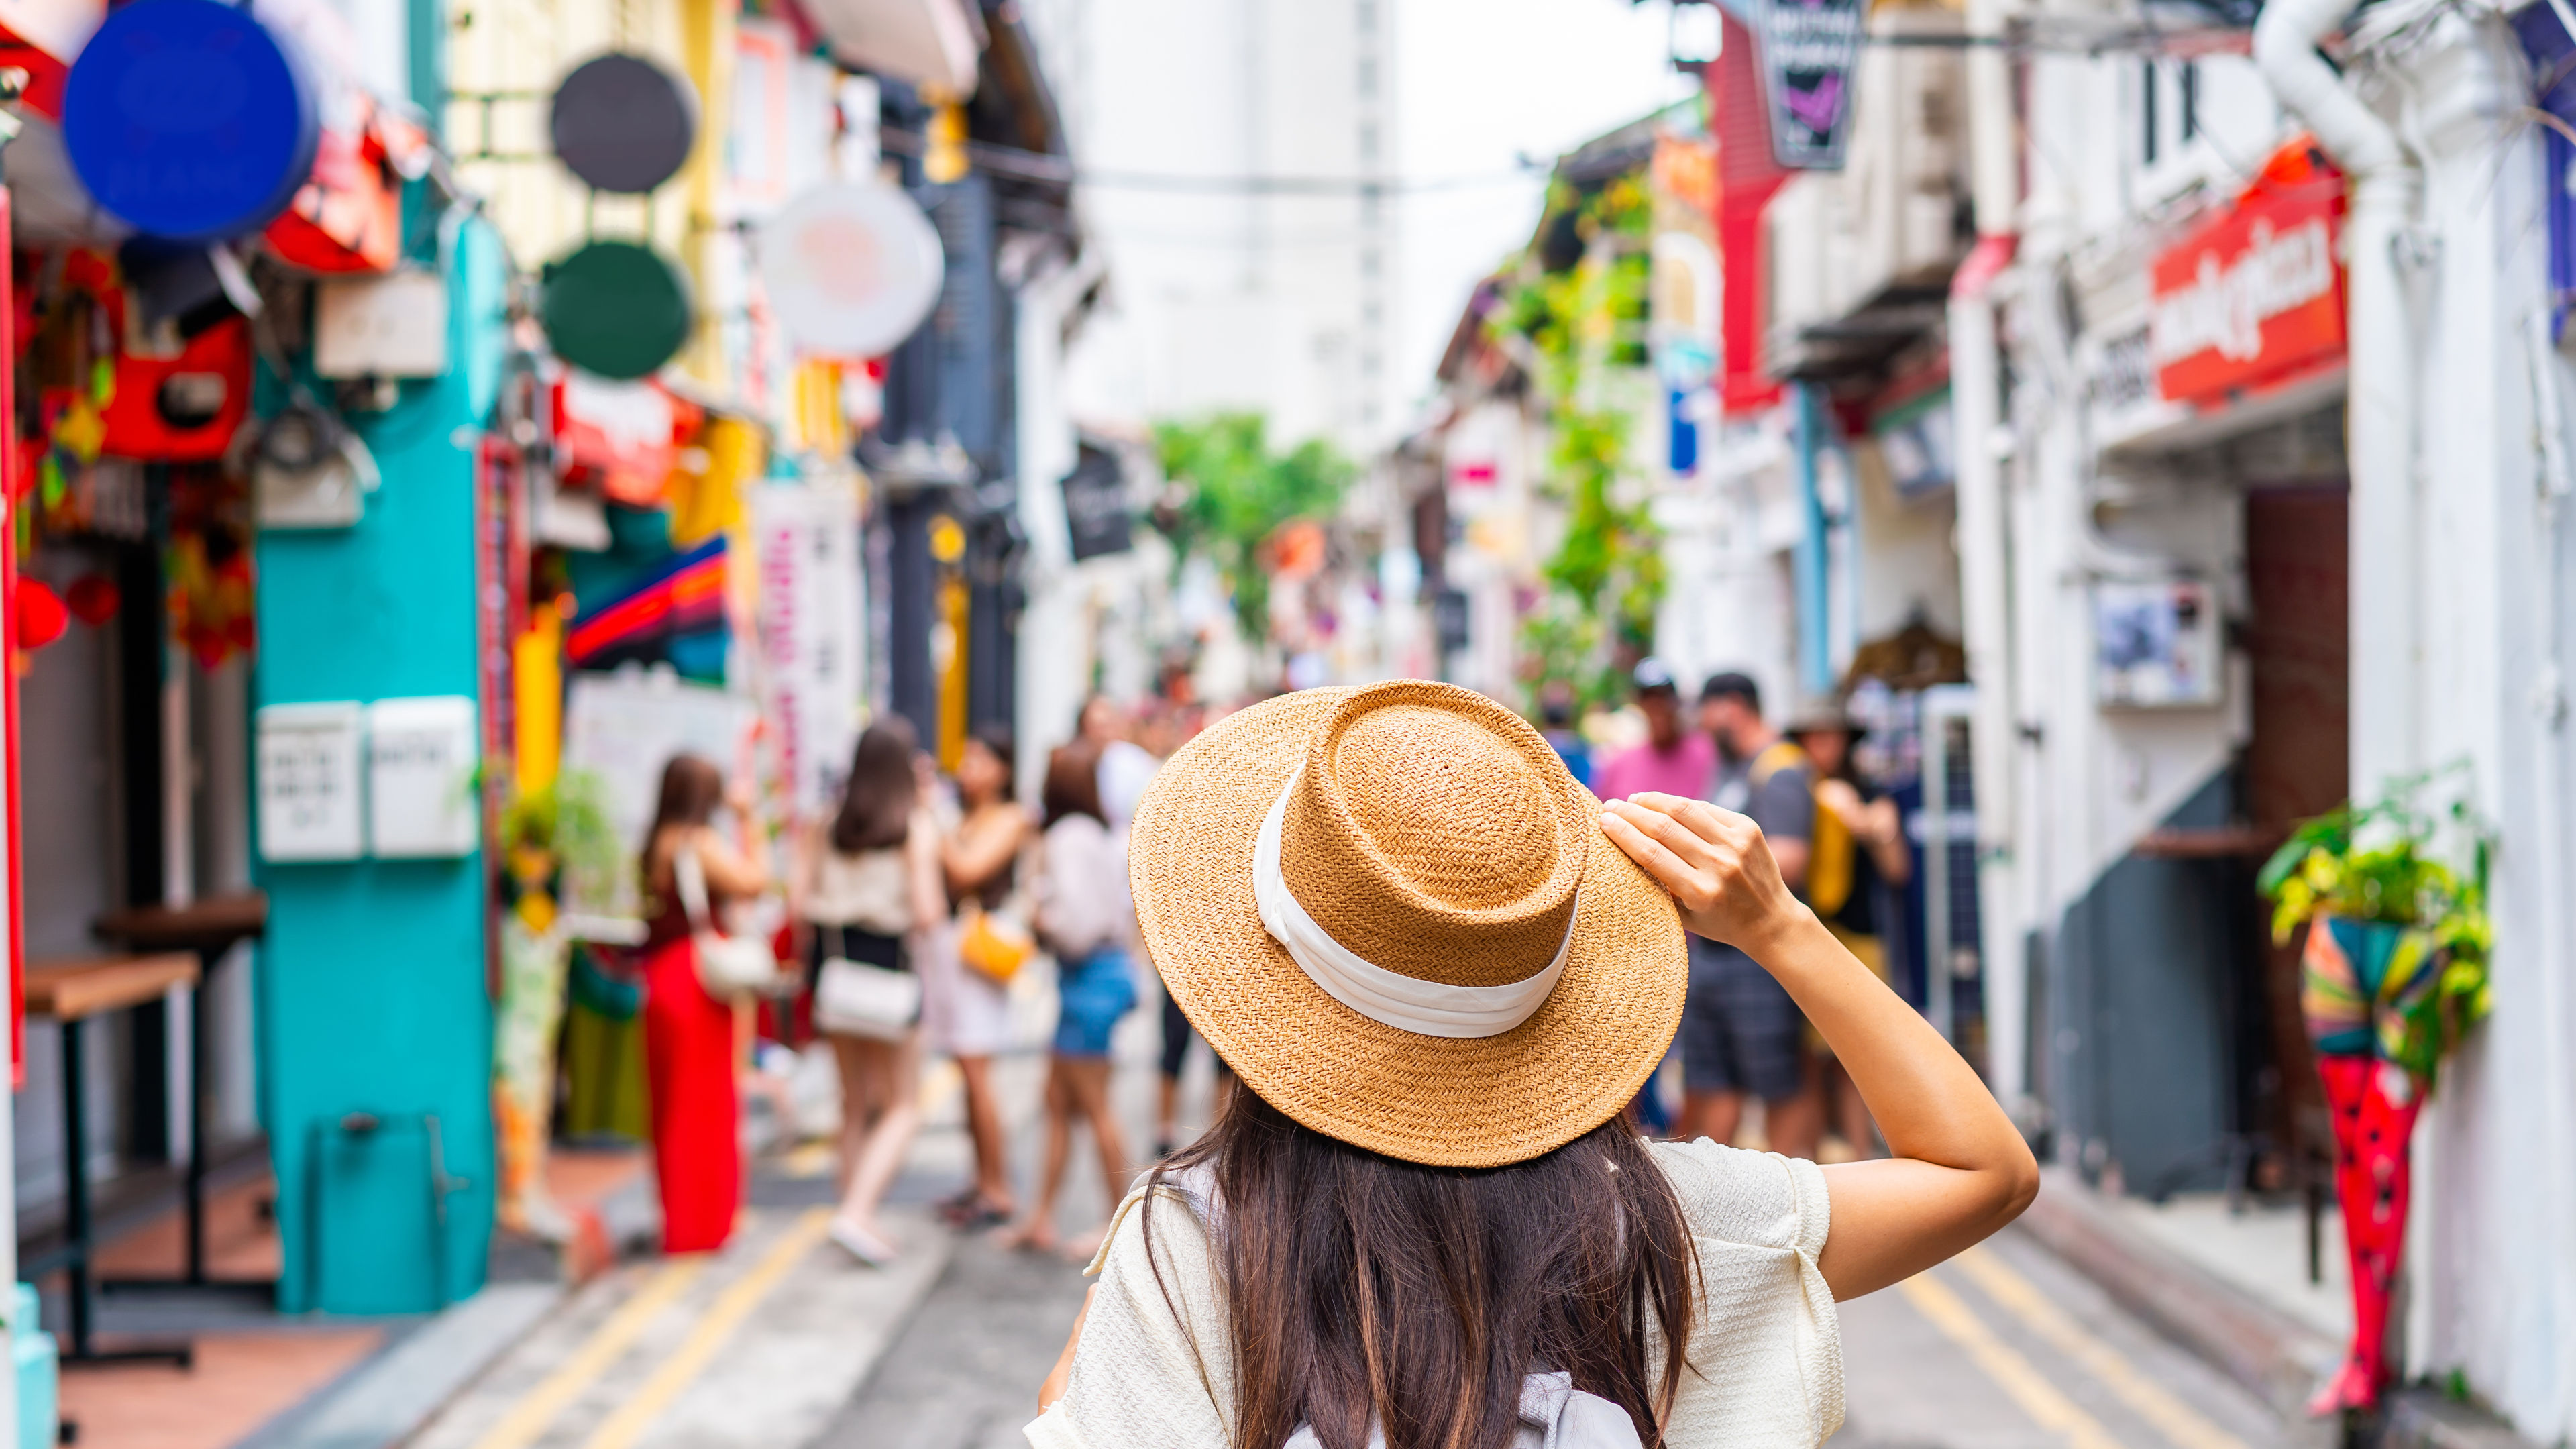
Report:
1022,0,1400,454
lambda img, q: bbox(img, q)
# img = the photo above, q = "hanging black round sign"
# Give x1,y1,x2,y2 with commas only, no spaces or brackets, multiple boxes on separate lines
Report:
550,53,699,195
540,240,694,380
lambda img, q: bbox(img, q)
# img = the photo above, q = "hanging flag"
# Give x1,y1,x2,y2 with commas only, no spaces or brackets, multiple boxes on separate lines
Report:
566,536,728,669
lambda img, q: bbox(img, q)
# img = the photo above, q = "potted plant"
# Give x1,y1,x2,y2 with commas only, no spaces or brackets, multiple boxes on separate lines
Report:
2257,771,2492,1417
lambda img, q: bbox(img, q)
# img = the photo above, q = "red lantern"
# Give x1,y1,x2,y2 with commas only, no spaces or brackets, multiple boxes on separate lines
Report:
16,580,67,651
64,574,119,627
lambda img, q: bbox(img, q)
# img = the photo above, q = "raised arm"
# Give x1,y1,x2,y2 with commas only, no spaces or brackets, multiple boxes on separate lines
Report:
1599,792,2036,1301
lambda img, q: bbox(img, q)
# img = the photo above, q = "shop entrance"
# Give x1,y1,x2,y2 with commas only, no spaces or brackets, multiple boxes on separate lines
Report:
2240,482,2350,1190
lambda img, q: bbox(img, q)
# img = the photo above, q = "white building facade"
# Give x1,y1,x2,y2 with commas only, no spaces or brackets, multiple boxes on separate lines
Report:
1951,0,2576,1432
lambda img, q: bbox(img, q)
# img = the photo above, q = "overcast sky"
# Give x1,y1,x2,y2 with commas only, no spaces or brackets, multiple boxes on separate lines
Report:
1391,0,1693,422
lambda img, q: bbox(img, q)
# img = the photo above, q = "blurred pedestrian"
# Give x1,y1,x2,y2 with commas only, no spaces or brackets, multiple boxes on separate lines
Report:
1010,741,1140,1255
798,719,947,1263
923,725,1031,1230
1589,658,1711,804
1535,680,1592,790
1081,695,1159,830
1787,703,1913,1159
1682,672,1822,1160
1030,681,2037,1446
638,753,771,1254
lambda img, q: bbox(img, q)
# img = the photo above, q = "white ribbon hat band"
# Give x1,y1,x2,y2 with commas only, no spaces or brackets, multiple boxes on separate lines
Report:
1252,767,1574,1039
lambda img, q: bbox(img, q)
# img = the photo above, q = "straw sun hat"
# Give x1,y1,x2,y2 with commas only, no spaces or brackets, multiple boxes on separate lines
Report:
1129,680,1686,1168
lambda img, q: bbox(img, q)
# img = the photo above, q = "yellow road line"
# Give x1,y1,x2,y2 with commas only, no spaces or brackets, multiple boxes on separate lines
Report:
469,1257,707,1449
579,1209,836,1449
1898,1272,2129,1449
1956,1247,2252,1449
780,1140,836,1179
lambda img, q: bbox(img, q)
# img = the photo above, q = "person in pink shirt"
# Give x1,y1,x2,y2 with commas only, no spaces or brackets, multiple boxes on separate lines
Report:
1591,658,1717,804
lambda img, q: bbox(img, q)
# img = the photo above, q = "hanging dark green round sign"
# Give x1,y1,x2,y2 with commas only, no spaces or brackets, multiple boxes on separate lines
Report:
539,241,693,380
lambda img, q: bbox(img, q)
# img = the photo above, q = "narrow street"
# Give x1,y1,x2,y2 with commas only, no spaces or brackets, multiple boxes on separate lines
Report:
400,987,2306,1449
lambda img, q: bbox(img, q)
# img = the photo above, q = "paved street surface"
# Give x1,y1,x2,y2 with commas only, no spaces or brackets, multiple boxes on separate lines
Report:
412,978,2312,1449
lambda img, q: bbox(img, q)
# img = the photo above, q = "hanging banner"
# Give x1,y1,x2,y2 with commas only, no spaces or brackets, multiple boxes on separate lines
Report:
1758,0,1865,170
751,479,866,818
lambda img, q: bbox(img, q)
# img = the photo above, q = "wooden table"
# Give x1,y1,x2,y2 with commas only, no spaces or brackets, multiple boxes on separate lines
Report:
91,892,270,1300
25,954,200,1367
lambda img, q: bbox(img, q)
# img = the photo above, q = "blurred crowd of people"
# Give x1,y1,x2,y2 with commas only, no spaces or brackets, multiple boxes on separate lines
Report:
1589,659,1913,1158
614,662,1912,1267
629,696,1212,1265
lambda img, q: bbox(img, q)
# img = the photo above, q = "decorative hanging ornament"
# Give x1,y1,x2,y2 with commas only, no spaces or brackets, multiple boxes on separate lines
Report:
16,580,68,651
756,184,945,359
539,241,695,381
550,53,700,195
64,574,121,626
61,0,322,241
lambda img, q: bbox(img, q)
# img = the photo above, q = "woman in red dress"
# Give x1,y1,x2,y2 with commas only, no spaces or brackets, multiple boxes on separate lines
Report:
639,753,771,1254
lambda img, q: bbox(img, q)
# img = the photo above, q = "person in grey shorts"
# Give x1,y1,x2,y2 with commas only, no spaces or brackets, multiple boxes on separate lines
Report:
1676,672,1825,1159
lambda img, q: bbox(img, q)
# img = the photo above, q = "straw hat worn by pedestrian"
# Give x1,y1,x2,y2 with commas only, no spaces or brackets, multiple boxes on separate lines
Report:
1132,680,1686,1167
1028,680,2039,1449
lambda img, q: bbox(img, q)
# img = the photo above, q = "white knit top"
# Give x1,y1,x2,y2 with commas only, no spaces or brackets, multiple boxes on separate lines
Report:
1024,1138,1845,1449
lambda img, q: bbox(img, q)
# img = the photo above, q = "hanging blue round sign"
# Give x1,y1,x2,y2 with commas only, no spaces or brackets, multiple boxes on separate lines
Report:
62,0,321,242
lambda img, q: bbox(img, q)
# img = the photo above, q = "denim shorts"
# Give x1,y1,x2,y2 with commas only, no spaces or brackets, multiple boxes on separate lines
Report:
1053,945,1138,1058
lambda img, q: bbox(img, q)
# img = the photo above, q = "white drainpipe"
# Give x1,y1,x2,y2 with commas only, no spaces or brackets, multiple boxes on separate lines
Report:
2255,0,2422,791
1949,0,2023,1100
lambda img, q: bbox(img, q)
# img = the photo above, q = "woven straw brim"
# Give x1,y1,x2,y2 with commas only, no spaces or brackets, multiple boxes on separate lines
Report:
1129,688,1688,1168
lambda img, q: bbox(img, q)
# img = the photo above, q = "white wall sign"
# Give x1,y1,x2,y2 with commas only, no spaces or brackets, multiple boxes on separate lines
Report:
751,478,866,818
366,696,480,857
561,669,757,918
257,702,364,862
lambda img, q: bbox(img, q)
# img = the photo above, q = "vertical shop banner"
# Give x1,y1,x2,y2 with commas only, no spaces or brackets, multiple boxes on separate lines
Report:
1758,0,1865,170
752,480,866,819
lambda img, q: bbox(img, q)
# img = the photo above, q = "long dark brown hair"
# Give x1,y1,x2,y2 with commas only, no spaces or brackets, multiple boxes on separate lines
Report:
642,752,725,895
1143,1087,1697,1449
1042,739,1104,829
831,718,920,854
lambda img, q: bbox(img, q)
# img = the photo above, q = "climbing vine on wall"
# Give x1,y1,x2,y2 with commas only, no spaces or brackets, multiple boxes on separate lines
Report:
1490,175,1664,711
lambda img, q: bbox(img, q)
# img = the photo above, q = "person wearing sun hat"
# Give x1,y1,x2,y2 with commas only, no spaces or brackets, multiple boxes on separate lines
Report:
1025,680,2037,1449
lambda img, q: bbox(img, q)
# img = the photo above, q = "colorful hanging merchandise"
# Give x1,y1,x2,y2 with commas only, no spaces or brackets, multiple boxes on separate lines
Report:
2259,779,2493,1417
165,467,256,669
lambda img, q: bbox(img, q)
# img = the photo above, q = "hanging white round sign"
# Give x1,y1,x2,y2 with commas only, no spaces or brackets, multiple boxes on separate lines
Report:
757,183,945,358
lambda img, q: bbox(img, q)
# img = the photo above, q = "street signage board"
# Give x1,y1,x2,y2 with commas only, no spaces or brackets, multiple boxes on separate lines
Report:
1757,0,1866,170
2148,151,2347,405
1060,444,1132,563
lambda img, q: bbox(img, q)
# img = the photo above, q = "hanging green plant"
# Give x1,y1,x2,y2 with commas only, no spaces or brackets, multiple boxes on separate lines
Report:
500,768,623,912
1493,171,1664,712
2257,766,2494,1082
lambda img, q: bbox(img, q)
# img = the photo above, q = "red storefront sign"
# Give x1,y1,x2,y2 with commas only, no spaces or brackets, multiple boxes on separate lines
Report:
2149,142,2347,405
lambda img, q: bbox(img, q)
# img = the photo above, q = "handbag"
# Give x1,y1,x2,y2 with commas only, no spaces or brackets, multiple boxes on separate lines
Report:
814,954,922,1039
957,900,1036,983
675,844,796,1000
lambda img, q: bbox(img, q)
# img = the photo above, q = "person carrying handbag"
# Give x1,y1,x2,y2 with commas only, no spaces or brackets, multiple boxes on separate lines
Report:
797,719,949,1265
1006,739,1139,1257
921,724,1033,1230
638,753,771,1255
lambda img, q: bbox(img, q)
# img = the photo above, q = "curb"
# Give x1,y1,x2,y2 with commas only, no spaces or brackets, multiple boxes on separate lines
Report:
233,1283,564,1449
2367,1390,2546,1449
2013,1168,2342,1425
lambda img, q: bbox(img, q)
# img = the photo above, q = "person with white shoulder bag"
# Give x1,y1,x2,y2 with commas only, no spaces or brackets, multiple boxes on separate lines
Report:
798,718,949,1265
639,753,773,1255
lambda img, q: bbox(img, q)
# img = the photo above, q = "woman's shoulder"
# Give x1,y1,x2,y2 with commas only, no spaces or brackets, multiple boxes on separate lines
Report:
1646,1137,1831,1258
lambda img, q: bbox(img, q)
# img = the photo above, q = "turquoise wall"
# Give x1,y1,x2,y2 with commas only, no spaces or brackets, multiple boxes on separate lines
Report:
251,219,508,1313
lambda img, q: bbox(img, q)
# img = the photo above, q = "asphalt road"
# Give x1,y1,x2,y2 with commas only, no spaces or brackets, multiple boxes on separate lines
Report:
413,969,2318,1449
